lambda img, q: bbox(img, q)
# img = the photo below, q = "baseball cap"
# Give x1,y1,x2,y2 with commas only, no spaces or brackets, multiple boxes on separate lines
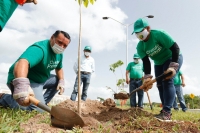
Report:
133,53,140,59
84,46,92,51
131,18,149,34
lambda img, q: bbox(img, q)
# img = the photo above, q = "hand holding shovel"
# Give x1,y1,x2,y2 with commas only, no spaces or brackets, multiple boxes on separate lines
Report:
114,71,173,100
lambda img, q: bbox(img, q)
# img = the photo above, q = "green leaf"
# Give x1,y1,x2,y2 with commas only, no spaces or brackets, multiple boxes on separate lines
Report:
90,0,94,4
83,0,89,7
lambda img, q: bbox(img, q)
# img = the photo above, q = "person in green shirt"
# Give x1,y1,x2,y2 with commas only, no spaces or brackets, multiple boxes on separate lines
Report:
0,30,70,112
126,53,144,108
132,18,183,121
173,70,187,112
0,0,37,32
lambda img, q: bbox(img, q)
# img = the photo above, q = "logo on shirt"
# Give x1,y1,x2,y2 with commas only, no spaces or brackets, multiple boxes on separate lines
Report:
47,60,59,69
146,44,162,57
132,66,142,70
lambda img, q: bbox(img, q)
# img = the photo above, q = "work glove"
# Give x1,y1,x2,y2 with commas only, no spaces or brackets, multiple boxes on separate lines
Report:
57,79,65,95
15,0,37,6
164,62,179,80
13,78,35,106
142,74,153,92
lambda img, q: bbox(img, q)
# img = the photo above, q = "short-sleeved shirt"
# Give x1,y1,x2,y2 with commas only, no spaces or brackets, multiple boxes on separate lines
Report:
126,62,143,79
137,30,175,65
7,40,63,84
0,0,18,32
174,71,182,85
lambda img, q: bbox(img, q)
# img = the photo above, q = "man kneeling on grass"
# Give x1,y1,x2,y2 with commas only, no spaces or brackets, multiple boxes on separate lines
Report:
0,30,70,112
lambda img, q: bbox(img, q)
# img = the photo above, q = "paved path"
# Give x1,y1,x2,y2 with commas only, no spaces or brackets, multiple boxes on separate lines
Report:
187,109,200,112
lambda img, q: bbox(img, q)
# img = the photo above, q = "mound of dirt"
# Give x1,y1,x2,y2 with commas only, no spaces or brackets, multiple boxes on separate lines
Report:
20,99,200,133
102,98,116,107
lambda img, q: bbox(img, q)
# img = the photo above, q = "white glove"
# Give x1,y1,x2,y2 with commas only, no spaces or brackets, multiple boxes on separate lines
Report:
57,79,65,95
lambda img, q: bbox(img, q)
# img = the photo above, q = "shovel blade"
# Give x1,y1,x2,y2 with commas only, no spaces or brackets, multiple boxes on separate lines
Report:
50,106,84,129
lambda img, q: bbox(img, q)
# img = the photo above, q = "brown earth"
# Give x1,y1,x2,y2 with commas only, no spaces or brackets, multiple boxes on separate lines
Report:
20,98,200,133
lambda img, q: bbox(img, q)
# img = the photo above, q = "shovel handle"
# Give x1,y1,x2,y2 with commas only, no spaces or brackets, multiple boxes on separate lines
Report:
129,71,173,98
146,92,153,110
29,96,51,113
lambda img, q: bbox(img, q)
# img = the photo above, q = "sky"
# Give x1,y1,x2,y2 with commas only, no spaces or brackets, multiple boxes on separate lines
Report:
0,0,200,103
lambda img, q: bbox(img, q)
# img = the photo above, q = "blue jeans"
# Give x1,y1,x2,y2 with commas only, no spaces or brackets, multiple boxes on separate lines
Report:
173,85,187,111
155,54,183,113
0,75,59,112
129,79,143,107
70,73,91,101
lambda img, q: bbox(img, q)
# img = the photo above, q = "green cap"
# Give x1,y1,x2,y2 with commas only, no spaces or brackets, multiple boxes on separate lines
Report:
84,46,92,51
133,53,140,58
131,18,149,34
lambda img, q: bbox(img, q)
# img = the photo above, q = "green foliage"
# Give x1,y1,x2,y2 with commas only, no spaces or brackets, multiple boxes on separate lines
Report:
184,94,200,109
116,78,125,87
76,0,96,7
109,60,125,91
109,60,124,73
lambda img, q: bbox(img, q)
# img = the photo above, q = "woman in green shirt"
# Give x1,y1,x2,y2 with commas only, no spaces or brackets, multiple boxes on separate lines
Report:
132,18,183,121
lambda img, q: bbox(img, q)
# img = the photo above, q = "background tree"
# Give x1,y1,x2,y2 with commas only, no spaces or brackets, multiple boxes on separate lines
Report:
184,94,200,109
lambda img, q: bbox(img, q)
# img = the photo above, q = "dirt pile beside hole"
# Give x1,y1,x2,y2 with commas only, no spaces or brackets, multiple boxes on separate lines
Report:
20,98,200,133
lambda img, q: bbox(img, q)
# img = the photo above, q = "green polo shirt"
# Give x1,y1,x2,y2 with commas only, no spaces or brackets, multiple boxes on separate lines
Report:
174,71,182,85
7,40,63,83
0,0,18,32
137,30,175,65
126,62,143,79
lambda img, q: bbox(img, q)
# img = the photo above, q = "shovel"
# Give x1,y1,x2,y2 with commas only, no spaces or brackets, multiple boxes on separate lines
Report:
114,71,173,100
29,96,84,129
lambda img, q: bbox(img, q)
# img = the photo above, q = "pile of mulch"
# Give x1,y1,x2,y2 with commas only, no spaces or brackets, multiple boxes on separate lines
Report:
20,98,200,133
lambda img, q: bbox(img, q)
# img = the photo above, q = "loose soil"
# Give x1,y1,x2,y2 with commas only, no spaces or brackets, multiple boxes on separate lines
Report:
20,98,200,133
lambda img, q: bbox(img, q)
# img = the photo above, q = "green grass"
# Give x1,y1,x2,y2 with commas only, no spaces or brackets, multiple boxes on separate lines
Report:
144,106,200,122
0,106,200,132
0,107,39,132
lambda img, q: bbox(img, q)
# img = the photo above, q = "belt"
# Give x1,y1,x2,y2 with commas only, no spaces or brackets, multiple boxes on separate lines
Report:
130,78,141,81
81,71,91,74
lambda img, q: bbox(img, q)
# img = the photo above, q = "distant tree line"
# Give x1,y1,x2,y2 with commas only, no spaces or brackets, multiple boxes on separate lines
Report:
114,94,200,109
184,94,200,109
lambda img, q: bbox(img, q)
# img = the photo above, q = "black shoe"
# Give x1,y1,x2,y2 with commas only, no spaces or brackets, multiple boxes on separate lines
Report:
182,109,187,112
174,108,179,111
155,110,172,122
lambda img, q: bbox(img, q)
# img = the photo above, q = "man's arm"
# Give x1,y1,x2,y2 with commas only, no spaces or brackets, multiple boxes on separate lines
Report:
91,59,95,73
55,68,65,95
180,74,185,87
14,59,29,78
141,56,151,75
55,68,64,80
73,60,78,74
125,70,130,84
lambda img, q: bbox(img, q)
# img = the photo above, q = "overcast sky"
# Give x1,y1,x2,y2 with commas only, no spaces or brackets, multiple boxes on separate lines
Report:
0,0,200,103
